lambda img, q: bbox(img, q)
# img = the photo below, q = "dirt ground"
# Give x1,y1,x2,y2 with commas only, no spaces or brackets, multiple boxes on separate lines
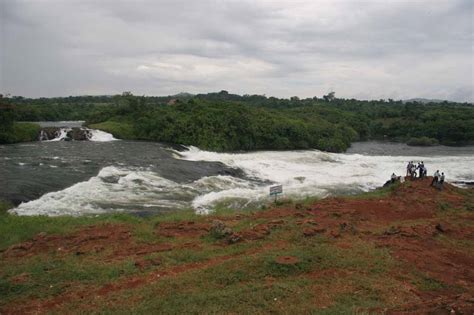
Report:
1,177,473,314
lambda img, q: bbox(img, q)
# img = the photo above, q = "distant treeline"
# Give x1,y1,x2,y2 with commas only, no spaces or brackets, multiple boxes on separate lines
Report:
2,91,474,151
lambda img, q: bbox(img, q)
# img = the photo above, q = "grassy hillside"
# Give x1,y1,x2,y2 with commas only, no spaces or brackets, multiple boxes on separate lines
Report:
1,179,473,314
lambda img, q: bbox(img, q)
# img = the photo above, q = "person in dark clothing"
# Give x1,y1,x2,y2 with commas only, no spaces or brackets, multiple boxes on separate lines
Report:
411,163,417,179
391,173,397,183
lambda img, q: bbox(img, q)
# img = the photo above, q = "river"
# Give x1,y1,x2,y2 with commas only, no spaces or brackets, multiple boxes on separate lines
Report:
1,122,473,216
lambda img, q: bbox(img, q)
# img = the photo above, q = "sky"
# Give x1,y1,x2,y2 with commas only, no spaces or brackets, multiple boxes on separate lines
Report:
1,0,473,102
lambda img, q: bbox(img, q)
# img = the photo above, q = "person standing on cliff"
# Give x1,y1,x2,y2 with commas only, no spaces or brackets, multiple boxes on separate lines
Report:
406,161,412,177
431,170,440,186
391,173,397,183
437,172,445,190
418,162,426,178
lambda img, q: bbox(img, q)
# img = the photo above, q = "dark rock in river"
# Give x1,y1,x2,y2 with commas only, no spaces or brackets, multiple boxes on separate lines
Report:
67,128,91,141
215,163,245,178
168,143,189,152
39,127,61,140
39,127,92,141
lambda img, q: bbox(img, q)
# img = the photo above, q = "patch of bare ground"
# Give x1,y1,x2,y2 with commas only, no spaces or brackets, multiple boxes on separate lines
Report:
1,177,473,314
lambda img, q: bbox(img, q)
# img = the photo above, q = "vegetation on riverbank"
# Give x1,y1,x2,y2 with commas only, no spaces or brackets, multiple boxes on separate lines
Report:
3,92,474,150
0,122,41,144
1,179,473,314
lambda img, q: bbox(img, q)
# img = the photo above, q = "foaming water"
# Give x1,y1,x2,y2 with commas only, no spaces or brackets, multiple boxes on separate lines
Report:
44,128,117,142
175,145,474,211
11,167,257,216
88,129,117,142
6,142,474,216
36,121,117,142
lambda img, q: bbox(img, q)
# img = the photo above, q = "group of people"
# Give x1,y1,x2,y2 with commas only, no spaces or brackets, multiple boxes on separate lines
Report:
406,161,427,179
388,162,446,190
431,169,446,190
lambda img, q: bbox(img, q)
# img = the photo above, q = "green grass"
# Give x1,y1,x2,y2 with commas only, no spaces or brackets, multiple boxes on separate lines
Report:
0,212,141,251
411,273,447,291
79,233,396,314
0,254,138,305
1,183,473,313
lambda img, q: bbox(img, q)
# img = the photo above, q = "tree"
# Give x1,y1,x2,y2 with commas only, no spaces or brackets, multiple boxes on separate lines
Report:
323,91,336,102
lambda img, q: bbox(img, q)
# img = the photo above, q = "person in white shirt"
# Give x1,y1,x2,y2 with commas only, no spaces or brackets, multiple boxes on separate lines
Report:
438,172,445,190
431,170,440,186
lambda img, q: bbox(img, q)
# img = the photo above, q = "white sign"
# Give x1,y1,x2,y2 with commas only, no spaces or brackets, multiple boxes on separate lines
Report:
270,185,283,195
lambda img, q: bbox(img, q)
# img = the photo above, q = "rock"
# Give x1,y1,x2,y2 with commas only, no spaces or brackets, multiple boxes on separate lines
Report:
226,233,242,244
435,223,446,233
40,127,61,140
384,226,401,235
66,128,91,141
303,227,326,237
210,220,233,239
39,127,92,141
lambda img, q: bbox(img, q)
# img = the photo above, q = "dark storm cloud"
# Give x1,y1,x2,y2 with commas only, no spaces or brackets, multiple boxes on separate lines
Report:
1,0,472,101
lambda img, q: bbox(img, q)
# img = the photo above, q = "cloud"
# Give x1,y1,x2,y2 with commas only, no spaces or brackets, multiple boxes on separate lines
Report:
1,0,472,101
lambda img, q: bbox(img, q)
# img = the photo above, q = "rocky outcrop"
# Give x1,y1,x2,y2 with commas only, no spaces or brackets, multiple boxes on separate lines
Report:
67,128,91,141
39,127,92,141
39,127,61,140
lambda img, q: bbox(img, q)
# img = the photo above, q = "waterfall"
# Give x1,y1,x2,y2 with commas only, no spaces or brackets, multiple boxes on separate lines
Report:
39,127,117,142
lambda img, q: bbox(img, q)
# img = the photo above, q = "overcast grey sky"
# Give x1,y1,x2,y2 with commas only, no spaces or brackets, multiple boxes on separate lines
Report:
1,0,473,101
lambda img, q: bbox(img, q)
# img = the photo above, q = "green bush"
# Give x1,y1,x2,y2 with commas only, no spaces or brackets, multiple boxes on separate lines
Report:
0,122,41,144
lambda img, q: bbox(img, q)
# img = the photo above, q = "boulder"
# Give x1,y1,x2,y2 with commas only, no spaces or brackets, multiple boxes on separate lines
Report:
39,127,61,140
66,128,92,141
209,220,233,239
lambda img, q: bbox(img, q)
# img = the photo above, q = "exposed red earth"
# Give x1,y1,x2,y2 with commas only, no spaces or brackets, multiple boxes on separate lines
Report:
1,177,473,314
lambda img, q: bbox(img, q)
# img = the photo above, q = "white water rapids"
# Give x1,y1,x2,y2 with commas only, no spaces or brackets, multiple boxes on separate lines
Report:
10,145,474,216
42,128,118,142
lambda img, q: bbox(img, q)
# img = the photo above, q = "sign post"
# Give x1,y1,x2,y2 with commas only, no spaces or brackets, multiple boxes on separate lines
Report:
269,185,283,203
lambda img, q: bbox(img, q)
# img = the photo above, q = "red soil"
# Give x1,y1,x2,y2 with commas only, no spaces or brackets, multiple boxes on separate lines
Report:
1,177,473,314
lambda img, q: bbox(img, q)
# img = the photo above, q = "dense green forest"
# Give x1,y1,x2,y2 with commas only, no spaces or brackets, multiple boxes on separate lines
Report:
2,91,473,152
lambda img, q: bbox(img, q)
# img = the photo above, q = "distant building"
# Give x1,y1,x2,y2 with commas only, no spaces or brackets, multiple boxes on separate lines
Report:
167,98,178,105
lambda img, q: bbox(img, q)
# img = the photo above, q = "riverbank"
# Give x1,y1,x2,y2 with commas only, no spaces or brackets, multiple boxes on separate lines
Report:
1,178,473,314
0,122,41,144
